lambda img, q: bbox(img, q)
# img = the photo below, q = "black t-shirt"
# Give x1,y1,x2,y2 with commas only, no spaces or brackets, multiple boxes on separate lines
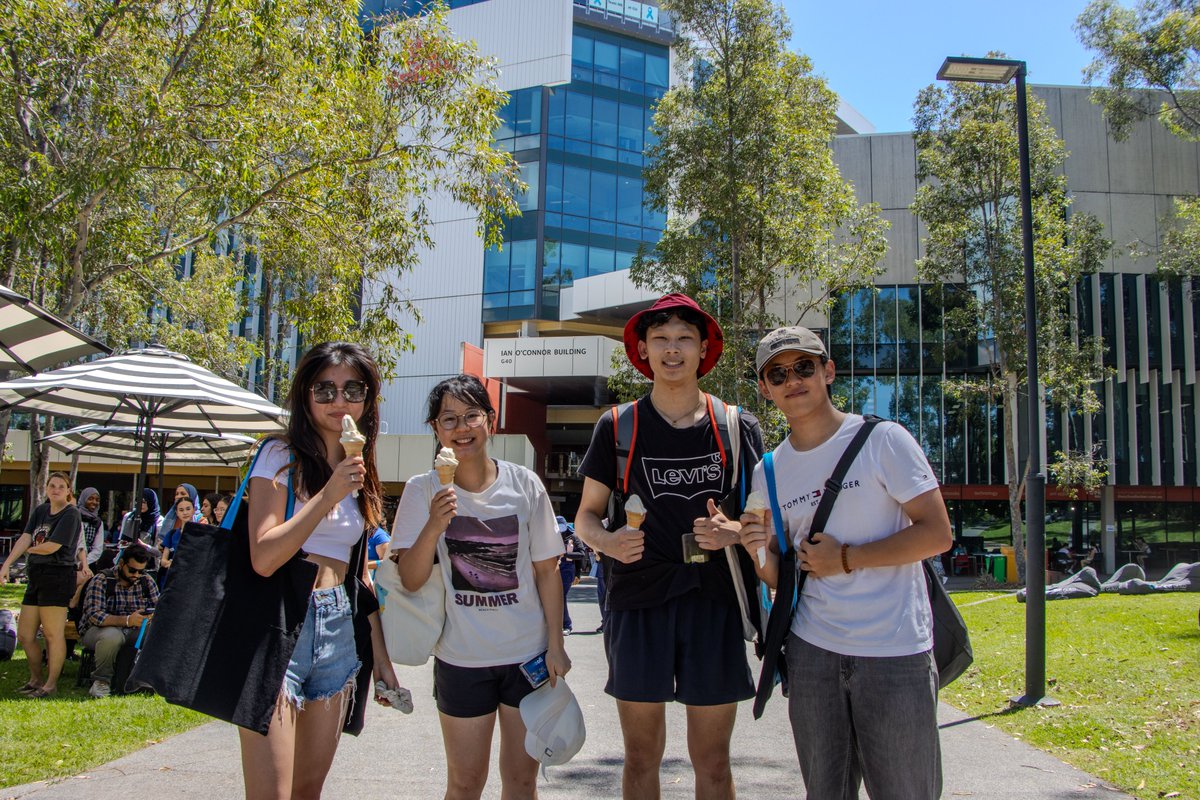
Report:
23,502,82,568
579,396,764,611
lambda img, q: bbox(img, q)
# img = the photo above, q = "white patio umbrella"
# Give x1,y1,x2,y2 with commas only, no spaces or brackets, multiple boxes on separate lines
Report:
0,342,284,499
0,283,110,373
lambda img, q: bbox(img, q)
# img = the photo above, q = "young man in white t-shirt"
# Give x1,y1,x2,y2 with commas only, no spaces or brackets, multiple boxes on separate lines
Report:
738,326,953,800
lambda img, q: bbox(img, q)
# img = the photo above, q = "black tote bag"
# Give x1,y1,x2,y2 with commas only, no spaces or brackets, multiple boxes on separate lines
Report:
130,449,318,735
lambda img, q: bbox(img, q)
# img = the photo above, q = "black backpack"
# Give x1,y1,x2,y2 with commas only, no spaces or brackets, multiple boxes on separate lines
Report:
69,573,118,625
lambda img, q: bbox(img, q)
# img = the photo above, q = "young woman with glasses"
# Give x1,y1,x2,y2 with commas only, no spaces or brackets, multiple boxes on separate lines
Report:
0,472,83,698
239,342,402,799
392,374,570,800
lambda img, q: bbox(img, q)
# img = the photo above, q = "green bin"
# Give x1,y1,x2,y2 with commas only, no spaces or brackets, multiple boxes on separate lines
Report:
987,554,1006,582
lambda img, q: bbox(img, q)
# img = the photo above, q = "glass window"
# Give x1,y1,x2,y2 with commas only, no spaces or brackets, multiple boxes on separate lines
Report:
592,97,618,147
594,41,619,74
620,47,644,81
565,91,590,141
513,88,540,136
572,33,593,67
548,88,565,137
589,246,615,276
563,165,590,217
619,103,644,152
509,240,536,291
617,176,642,226
590,171,616,221
483,248,508,293
615,250,635,271
545,161,563,213
543,239,560,284
517,162,540,212
495,95,515,141
645,53,668,87
561,242,587,284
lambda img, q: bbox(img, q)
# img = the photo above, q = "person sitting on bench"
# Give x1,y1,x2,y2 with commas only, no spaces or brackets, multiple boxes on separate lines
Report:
78,544,159,698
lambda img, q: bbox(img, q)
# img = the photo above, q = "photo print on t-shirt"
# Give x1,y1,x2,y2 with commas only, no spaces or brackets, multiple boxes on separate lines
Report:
445,515,519,593
638,453,725,501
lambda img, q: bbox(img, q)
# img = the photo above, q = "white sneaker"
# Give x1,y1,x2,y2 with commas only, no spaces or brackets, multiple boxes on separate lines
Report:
88,679,111,698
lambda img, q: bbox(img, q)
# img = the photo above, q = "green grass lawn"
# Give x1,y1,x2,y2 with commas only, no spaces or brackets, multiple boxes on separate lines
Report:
945,590,1200,800
0,583,208,788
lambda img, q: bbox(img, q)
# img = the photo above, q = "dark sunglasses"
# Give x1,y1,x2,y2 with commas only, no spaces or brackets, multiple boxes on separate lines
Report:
763,357,824,387
124,565,147,576
311,380,368,404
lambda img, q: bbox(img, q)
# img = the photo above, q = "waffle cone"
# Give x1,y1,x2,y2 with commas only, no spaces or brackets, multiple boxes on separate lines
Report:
342,440,365,457
625,512,644,530
436,465,456,486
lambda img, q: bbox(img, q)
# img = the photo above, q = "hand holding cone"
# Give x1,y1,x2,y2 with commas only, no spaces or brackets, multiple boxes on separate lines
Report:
340,415,367,498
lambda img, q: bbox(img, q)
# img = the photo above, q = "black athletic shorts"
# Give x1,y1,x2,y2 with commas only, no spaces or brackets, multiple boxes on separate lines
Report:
433,657,538,718
22,564,76,607
604,590,754,705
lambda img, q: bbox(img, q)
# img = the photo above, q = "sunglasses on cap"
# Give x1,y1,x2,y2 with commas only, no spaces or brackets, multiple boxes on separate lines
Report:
762,357,825,387
310,380,368,404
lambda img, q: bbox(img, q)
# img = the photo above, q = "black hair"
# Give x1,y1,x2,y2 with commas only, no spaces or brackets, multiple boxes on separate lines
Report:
424,374,495,426
120,544,155,567
634,307,709,342
272,341,384,529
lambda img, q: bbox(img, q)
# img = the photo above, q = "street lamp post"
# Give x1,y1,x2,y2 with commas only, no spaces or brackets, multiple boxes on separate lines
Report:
936,56,1058,707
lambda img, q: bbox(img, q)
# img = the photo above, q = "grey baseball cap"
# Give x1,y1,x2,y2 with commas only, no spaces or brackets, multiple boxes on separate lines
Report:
754,326,828,374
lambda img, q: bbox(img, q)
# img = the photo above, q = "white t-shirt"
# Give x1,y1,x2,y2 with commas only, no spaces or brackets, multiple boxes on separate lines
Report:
249,439,364,563
392,460,564,668
750,415,940,657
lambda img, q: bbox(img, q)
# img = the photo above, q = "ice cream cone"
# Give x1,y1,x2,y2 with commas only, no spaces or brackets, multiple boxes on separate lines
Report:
624,494,646,530
744,491,769,568
340,415,367,498
436,465,456,486
434,447,458,487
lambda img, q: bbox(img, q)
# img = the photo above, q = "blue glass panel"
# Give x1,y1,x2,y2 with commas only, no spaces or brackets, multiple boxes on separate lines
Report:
619,103,644,152
565,91,590,141
592,144,617,161
617,175,642,225
513,88,540,135
615,250,635,271
644,201,666,230
517,162,540,212
482,292,506,310
620,78,643,94
592,97,618,147
645,53,669,87
565,138,590,155
617,223,641,239
594,72,619,89
510,290,535,308
572,65,593,83
548,89,565,135
572,33,593,66
561,242,587,284
543,239,561,272
548,135,565,151
545,161,563,213
563,165,590,217
591,171,616,220
495,95,515,140
545,212,562,228
618,150,643,167
509,240,537,290
483,248,508,293
562,214,590,232
620,47,644,80
590,220,616,236
589,246,615,276
594,41,618,74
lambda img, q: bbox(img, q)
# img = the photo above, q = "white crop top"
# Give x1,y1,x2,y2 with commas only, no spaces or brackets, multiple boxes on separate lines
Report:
249,439,364,563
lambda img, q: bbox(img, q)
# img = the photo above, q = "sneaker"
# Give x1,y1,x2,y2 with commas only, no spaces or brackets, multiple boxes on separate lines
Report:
88,679,111,699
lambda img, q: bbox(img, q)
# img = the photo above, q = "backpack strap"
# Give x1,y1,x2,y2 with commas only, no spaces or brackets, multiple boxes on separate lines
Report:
611,401,638,495
705,394,731,478
807,415,883,542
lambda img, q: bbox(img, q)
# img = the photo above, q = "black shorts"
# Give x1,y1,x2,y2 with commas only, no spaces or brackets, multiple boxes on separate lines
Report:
433,657,538,718
22,564,76,607
605,591,753,706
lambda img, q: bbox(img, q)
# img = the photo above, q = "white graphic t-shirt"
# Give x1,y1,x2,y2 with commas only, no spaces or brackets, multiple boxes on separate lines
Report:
750,415,940,657
392,460,564,668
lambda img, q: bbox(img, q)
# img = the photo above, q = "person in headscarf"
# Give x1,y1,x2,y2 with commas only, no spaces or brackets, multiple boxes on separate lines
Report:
119,488,160,546
156,483,201,548
77,488,106,568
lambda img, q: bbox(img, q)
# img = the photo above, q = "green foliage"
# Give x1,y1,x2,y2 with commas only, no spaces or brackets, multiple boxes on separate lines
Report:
626,0,886,426
0,0,519,383
911,61,1112,574
948,591,1200,800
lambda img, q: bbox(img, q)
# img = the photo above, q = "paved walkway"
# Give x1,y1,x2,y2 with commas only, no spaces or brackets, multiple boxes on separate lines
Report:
3,582,1133,799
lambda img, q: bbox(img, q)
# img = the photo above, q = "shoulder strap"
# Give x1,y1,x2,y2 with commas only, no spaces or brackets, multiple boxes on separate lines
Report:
706,395,731,478
612,401,638,494
763,452,790,554
224,441,297,530
806,416,883,542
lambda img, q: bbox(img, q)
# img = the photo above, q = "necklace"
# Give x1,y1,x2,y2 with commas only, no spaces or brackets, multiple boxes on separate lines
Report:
651,395,705,428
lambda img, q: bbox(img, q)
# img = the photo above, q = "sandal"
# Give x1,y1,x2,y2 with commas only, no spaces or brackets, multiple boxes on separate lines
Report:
15,683,42,696
26,686,56,699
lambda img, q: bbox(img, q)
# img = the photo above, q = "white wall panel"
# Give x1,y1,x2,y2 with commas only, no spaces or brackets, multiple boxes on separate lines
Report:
450,0,572,91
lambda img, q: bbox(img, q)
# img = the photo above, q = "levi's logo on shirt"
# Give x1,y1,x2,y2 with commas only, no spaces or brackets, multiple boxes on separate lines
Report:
639,453,725,501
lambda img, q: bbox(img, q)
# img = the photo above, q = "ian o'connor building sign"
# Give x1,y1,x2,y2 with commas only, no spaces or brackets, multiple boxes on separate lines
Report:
483,336,619,379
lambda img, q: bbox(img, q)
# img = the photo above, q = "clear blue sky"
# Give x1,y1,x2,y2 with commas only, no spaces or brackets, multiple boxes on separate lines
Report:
781,0,1098,133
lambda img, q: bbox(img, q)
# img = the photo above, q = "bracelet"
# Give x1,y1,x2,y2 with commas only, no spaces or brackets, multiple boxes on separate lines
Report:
125,615,131,627
840,544,852,574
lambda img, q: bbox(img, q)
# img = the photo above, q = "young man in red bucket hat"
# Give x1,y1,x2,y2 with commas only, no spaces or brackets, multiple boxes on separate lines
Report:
575,293,764,799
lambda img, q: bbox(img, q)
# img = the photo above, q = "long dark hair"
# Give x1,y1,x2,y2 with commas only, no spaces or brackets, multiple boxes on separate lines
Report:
270,342,384,529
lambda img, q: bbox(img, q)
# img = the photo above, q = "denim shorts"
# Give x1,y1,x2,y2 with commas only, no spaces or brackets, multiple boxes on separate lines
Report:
282,584,361,707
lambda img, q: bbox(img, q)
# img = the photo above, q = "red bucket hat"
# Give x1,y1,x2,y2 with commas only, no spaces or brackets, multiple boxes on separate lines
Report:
622,293,724,380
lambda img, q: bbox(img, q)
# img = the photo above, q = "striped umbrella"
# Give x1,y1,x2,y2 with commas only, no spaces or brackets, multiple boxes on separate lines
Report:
0,342,283,499
0,284,110,373
40,425,256,466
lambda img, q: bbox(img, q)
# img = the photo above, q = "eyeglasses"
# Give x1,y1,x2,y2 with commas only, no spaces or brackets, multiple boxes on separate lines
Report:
124,565,147,576
435,410,489,431
763,358,824,387
310,380,368,404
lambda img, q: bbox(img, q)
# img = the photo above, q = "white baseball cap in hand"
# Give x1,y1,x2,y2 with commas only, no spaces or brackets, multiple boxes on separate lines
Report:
519,679,586,774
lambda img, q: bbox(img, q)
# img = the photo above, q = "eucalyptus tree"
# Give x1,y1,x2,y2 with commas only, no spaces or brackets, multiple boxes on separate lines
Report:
912,64,1110,578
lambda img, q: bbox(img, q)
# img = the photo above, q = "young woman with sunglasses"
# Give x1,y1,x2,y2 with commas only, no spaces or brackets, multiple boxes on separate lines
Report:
240,341,401,800
392,374,569,800
0,472,83,698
